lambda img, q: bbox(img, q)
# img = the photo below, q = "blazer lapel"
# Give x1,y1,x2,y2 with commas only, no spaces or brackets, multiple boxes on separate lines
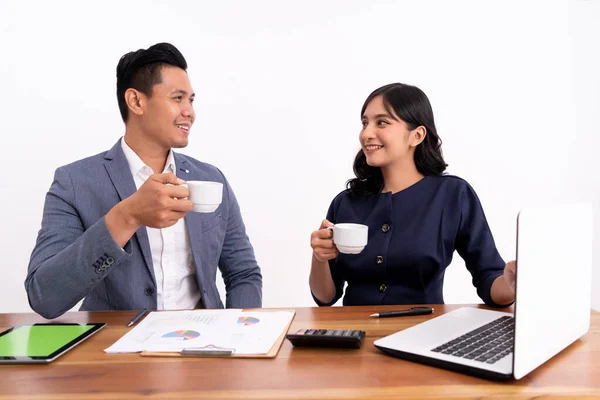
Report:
176,153,219,239
176,155,206,293
103,139,156,284
177,155,202,255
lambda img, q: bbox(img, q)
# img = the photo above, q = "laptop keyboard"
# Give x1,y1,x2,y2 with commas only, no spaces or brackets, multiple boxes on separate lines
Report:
431,316,514,364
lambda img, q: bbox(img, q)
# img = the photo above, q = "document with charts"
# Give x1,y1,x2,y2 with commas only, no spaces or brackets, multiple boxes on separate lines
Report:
104,309,295,355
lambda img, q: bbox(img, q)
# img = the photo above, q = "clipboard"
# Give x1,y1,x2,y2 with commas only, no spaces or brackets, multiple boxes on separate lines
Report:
139,309,294,359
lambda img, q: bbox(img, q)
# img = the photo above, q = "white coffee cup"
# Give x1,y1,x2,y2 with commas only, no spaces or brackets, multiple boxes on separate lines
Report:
328,223,368,254
183,181,223,213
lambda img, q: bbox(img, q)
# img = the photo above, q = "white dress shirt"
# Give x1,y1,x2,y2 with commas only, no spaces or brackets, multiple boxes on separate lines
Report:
120,137,201,310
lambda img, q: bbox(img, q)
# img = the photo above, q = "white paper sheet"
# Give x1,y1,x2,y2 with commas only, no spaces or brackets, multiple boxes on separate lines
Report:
105,309,294,355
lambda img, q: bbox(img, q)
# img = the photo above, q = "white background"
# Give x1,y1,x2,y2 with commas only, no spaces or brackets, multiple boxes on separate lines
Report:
0,0,598,314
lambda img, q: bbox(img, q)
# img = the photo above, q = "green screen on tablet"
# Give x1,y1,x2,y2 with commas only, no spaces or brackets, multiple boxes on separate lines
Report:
0,323,105,363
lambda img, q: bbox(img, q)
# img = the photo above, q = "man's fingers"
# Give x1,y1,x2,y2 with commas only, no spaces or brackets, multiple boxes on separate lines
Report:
153,172,186,185
170,199,194,213
169,211,187,220
160,212,187,227
165,185,190,199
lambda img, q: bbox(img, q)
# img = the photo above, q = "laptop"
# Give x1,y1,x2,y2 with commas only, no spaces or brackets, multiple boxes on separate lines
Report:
374,202,593,380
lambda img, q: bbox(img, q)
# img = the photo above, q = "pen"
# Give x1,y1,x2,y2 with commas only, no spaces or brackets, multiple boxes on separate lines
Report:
127,308,148,327
370,307,434,318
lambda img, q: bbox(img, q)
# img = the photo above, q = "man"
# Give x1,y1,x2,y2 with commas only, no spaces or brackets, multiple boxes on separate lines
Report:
25,43,262,319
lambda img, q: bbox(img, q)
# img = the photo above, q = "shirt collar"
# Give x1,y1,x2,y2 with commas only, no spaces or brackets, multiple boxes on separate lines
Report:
121,137,177,177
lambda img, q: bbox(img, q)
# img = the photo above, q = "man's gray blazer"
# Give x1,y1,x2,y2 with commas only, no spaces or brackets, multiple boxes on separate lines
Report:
26,140,262,319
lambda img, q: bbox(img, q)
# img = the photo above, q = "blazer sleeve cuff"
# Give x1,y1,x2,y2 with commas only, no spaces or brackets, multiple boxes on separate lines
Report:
84,217,133,283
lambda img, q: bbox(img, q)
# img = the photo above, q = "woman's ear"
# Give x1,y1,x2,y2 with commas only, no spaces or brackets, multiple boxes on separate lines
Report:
410,126,427,147
125,88,146,117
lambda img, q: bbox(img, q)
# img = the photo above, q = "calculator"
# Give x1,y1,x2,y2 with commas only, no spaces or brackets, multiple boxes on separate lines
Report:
286,328,366,349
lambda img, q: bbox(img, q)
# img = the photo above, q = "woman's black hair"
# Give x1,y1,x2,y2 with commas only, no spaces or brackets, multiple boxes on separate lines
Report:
347,83,447,197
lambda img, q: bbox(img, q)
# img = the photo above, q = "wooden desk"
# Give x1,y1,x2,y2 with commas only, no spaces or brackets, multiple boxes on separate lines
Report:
0,304,598,399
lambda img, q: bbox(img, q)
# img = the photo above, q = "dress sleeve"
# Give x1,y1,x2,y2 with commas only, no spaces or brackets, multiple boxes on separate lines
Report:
311,196,346,306
455,183,512,308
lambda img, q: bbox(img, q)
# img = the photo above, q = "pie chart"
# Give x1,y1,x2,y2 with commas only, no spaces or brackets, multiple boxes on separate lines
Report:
162,330,200,340
237,316,260,326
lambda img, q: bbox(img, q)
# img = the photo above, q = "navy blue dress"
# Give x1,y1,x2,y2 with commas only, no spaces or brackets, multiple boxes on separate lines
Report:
313,175,507,307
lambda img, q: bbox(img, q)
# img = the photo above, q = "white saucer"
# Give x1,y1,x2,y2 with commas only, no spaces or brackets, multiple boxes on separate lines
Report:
192,204,219,213
336,245,365,254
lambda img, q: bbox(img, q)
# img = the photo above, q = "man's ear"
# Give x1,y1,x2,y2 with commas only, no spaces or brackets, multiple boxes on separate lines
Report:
124,88,146,117
410,126,427,147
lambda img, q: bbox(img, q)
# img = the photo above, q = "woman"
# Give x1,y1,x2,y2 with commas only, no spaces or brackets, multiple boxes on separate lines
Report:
309,83,516,307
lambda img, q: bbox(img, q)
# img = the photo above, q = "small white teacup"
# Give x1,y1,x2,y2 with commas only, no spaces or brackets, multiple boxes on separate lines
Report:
183,181,223,213
328,223,368,254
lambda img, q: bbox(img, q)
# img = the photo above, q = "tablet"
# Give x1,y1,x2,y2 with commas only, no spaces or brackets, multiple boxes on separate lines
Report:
0,323,105,364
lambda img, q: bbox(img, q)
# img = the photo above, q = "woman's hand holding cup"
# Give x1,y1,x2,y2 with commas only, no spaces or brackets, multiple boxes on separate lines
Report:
311,219,339,262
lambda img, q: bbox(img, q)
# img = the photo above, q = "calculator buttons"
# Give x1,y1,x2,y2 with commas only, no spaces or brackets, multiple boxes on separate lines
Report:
286,329,366,348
